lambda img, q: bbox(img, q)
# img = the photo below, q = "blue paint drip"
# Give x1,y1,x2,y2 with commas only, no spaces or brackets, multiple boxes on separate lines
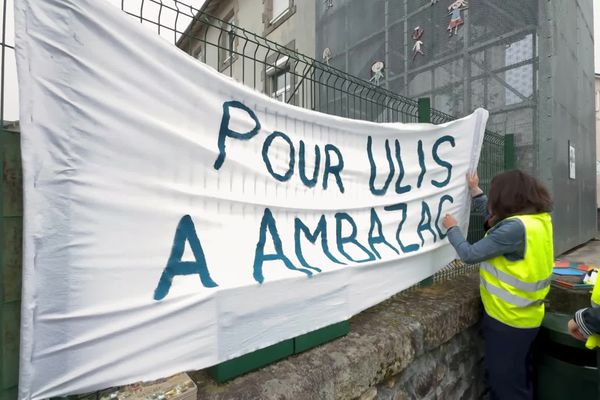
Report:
367,136,395,196
335,212,375,263
253,208,313,284
431,135,456,188
214,100,261,170
153,215,218,301
368,208,399,258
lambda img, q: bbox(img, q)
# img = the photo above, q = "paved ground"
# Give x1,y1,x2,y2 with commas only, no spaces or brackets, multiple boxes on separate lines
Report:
560,238,600,264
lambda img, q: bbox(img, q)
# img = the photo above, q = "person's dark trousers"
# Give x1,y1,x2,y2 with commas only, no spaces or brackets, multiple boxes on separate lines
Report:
483,311,540,400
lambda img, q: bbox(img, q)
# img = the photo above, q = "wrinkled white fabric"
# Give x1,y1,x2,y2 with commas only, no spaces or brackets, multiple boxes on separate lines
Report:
15,0,487,398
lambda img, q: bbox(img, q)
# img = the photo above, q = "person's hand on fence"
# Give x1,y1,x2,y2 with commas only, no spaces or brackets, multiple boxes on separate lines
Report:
442,213,458,230
467,172,483,197
567,319,586,341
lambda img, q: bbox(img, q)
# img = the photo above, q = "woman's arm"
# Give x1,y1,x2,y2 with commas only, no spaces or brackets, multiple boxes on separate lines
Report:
472,194,490,222
467,173,490,221
445,219,525,264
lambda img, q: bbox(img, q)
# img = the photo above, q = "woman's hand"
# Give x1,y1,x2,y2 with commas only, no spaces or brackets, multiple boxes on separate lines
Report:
467,172,483,197
442,213,458,230
567,319,586,341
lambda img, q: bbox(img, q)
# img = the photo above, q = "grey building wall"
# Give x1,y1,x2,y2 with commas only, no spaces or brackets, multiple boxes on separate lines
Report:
316,0,596,253
178,0,315,105
538,0,596,253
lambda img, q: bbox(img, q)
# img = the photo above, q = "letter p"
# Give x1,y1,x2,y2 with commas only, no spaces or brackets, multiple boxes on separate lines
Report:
214,100,262,170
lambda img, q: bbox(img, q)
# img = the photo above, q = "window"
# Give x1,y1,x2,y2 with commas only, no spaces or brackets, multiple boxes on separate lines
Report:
271,0,290,22
271,70,293,102
263,0,295,35
218,12,235,67
266,54,294,103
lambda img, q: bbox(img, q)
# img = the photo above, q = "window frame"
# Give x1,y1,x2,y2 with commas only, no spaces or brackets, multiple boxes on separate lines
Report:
218,11,238,71
264,41,296,104
263,0,296,36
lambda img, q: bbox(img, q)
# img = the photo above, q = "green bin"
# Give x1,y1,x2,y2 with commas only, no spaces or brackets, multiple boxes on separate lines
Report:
535,312,598,399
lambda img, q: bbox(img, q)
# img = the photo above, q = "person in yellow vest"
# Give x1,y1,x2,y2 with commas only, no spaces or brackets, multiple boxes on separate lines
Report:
442,169,553,400
568,277,600,397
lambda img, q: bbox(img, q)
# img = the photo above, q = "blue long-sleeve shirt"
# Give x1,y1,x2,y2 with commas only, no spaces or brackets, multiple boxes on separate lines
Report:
446,194,526,264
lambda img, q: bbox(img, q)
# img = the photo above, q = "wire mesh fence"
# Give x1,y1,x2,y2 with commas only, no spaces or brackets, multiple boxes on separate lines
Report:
115,0,504,290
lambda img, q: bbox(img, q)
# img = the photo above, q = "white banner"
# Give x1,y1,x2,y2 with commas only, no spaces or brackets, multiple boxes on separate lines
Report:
15,0,487,398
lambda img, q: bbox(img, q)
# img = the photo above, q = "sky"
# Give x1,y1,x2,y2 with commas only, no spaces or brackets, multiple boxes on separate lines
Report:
1,0,600,122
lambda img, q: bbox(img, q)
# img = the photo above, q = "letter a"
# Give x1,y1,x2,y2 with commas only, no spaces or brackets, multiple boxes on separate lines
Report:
153,215,217,301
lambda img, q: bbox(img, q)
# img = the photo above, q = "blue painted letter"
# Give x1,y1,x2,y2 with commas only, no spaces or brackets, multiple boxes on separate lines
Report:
214,100,261,170
417,139,426,188
335,212,375,263
394,140,412,194
295,215,346,271
253,208,313,284
417,201,437,246
262,131,295,182
154,215,217,301
435,195,454,239
323,144,345,193
299,140,321,188
431,135,456,188
368,208,399,258
367,136,395,196
383,203,420,253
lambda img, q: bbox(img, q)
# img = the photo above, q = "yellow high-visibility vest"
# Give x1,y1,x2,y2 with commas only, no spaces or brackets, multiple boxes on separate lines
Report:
480,213,553,328
585,278,600,349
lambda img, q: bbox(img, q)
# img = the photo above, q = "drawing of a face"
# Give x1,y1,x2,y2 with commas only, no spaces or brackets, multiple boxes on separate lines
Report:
371,61,384,73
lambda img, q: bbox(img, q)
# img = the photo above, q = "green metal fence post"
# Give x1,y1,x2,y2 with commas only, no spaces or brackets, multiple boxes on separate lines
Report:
504,134,515,170
418,97,431,123
0,125,22,400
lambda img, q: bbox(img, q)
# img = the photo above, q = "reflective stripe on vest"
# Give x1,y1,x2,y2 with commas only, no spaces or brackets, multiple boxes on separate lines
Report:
480,277,545,307
481,262,552,293
480,212,553,328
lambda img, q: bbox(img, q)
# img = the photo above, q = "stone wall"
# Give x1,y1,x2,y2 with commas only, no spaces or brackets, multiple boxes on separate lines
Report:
191,273,484,400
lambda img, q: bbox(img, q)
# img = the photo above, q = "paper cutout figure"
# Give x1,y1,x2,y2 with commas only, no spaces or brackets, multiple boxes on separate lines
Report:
324,0,334,9
369,61,385,86
447,0,468,37
323,47,332,65
412,26,425,61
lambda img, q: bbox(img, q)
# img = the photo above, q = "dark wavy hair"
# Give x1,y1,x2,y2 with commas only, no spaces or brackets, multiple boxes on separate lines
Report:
488,169,552,221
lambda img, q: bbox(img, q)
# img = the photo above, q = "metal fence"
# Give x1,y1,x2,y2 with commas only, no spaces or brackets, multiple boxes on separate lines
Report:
0,0,511,397
1,0,21,398
118,0,508,237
